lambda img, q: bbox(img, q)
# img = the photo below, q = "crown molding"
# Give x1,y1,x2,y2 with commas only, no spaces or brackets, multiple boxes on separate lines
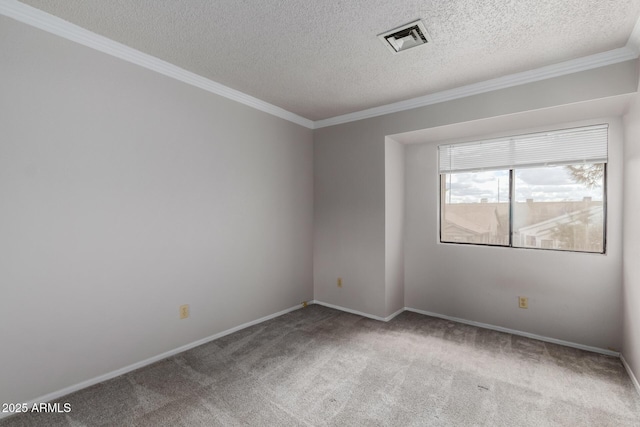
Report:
314,47,638,128
0,0,315,129
2,0,638,131
626,15,640,54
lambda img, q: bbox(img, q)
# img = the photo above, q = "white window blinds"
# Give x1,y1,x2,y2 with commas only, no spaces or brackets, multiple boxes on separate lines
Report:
438,124,608,174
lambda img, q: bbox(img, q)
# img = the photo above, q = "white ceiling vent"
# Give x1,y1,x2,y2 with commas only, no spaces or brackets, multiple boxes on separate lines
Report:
378,20,430,53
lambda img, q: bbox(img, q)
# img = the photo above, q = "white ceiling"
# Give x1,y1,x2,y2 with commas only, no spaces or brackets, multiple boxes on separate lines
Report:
16,0,640,121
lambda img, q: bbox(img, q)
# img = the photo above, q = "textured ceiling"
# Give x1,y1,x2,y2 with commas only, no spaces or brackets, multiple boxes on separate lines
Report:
18,0,640,121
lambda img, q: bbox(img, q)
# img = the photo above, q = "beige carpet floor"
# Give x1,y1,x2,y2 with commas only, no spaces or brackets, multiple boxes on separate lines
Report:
2,304,639,426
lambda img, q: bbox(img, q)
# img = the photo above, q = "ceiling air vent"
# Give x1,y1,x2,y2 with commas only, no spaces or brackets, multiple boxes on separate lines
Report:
378,20,430,53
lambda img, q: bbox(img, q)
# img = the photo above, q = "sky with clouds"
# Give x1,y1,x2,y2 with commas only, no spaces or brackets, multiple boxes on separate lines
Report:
444,165,604,204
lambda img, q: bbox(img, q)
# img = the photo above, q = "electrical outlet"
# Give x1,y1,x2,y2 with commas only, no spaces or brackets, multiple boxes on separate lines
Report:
179,304,190,319
302,301,308,308
337,278,343,288
518,297,528,309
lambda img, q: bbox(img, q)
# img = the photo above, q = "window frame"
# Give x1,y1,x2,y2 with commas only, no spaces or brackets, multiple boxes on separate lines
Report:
438,163,608,255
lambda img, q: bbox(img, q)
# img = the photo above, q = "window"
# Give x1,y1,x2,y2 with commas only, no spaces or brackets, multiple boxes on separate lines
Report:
439,125,607,253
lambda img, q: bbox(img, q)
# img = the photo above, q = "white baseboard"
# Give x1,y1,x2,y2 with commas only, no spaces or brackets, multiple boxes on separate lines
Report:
3,300,631,422
316,303,637,393
311,302,620,357
621,354,640,397
312,300,387,321
385,307,405,322
0,302,307,421
312,300,402,322
404,307,620,357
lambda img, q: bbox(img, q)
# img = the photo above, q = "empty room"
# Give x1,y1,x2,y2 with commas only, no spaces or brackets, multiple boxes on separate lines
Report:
2,0,640,425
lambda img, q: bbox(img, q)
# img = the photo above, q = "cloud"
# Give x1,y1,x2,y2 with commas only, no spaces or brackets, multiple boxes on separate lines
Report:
445,170,510,203
449,181,475,190
471,171,508,183
446,166,604,203
516,166,573,185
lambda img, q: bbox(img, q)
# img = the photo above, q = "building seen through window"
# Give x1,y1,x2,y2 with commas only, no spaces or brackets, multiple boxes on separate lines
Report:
439,125,607,253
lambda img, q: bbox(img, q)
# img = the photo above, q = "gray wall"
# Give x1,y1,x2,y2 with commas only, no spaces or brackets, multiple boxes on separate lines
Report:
314,59,637,345
0,16,313,405
623,68,640,381
313,124,386,316
385,139,405,317
3,9,639,407
404,117,623,350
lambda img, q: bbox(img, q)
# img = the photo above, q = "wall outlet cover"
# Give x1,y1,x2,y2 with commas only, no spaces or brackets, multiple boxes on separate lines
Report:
179,304,190,319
